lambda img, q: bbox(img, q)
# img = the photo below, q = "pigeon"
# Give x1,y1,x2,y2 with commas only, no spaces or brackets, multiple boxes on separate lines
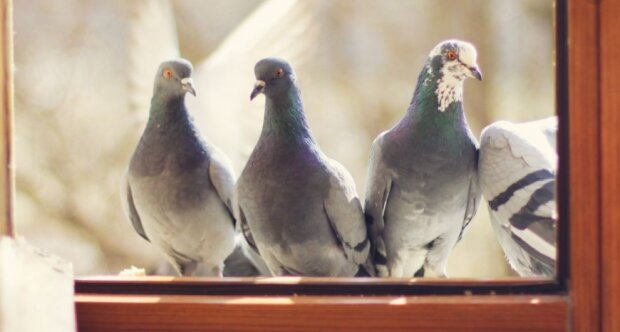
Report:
364,40,482,278
479,117,557,277
121,59,236,276
235,57,372,277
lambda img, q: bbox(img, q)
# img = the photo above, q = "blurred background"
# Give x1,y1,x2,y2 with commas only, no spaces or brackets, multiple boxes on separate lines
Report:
13,0,554,277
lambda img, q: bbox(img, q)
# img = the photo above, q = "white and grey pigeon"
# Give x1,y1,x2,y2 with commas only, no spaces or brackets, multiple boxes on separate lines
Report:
364,40,482,278
479,116,557,277
235,57,372,277
121,59,236,276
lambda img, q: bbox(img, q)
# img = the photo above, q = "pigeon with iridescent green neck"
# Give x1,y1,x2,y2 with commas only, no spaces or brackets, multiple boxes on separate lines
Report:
121,59,236,277
364,40,482,278
236,57,372,277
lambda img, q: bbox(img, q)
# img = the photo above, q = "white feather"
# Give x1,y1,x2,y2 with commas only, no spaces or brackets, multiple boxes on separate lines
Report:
479,116,558,277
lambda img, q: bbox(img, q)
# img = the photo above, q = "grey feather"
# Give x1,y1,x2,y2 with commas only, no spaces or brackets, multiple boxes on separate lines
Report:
364,40,482,278
122,59,236,276
222,239,266,277
208,146,237,227
236,57,371,277
120,171,149,242
323,159,371,266
458,159,481,243
237,207,272,276
479,117,557,277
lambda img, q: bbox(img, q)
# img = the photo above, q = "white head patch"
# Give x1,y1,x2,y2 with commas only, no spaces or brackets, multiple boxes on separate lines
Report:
428,40,479,112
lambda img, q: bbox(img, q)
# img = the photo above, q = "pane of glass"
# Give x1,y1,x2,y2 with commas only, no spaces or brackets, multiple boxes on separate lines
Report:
13,0,556,279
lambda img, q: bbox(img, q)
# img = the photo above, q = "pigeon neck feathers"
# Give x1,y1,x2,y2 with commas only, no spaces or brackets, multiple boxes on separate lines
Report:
146,94,201,144
262,84,314,143
395,59,468,138
131,94,206,177
412,57,465,114
149,93,187,120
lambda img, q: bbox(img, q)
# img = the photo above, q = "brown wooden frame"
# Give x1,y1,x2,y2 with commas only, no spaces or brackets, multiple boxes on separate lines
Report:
600,1,620,331
3,0,617,330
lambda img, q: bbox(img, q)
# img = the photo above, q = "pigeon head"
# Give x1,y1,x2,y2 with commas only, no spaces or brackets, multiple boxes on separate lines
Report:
423,40,482,112
428,40,482,82
250,57,296,101
153,59,196,98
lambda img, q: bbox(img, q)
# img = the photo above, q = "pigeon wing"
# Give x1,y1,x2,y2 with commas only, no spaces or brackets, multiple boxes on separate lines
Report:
323,159,371,266
120,171,149,242
479,119,557,275
457,168,482,242
234,199,271,276
363,133,392,274
208,146,237,227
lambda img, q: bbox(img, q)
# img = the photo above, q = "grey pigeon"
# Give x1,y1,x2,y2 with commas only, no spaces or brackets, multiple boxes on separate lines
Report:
121,59,236,276
364,40,482,278
479,117,557,277
235,57,372,277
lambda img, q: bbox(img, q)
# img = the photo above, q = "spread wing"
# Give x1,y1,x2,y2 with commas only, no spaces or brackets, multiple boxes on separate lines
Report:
187,0,317,173
127,0,179,116
479,118,557,276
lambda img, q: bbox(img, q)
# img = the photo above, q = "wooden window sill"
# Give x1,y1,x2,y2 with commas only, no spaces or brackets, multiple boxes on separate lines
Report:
75,293,569,331
75,277,568,330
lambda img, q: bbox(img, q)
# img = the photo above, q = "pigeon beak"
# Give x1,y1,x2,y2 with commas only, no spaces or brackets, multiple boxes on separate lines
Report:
181,77,196,96
250,80,266,101
469,66,483,81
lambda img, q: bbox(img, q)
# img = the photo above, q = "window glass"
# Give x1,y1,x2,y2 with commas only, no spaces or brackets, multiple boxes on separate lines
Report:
14,0,554,278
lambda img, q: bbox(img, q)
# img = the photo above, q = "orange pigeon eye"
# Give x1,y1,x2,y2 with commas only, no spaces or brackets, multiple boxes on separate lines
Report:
446,51,457,61
163,68,174,79
275,68,284,78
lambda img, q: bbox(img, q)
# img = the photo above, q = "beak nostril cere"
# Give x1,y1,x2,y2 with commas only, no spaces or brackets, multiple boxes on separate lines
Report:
250,80,266,101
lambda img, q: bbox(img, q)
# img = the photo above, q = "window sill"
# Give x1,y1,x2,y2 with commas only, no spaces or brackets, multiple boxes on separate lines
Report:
75,293,569,331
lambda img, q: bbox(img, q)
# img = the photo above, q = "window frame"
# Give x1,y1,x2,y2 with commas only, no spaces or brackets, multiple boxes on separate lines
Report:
2,0,613,330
